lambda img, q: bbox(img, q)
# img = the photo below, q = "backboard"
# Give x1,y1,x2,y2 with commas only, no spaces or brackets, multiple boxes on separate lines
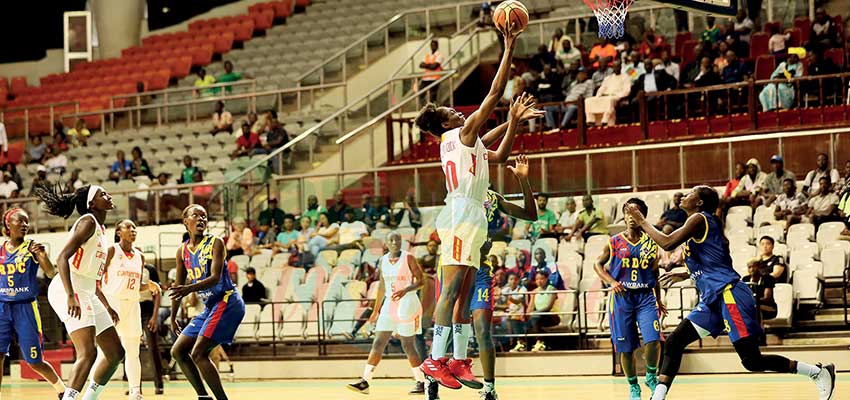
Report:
655,0,737,16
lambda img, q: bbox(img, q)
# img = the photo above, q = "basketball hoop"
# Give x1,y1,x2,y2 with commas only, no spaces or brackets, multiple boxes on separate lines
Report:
583,0,634,39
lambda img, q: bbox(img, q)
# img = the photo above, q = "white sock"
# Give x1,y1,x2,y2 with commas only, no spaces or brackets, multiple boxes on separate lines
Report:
430,325,450,359
362,364,376,382
80,379,105,400
483,380,495,393
795,361,821,379
650,383,668,400
412,366,425,382
129,387,141,396
62,388,81,400
52,379,67,393
452,323,472,360
124,338,142,395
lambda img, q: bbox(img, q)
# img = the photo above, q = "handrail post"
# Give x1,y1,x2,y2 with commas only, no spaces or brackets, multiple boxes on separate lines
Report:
638,91,649,139
164,92,169,124
577,99,587,145
387,117,394,162
425,10,431,37
49,106,55,130
748,80,757,129
363,41,369,68
24,109,29,138
456,5,461,33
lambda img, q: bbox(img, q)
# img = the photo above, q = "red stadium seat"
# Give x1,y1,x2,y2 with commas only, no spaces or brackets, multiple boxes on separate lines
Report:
763,21,780,33
749,32,769,59
793,18,811,44
296,0,310,7
273,0,295,18
213,32,235,54
786,28,801,47
9,77,27,96
825,48,845,68
755,55,776,80
675,32,692,57
250,9,274,31
234,20,255,41
681,40,699,67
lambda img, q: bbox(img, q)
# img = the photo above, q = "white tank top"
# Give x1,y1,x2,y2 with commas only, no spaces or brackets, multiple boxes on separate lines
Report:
440,127,489,203
101,244,144,301
380,251,417,301
68,214,108,281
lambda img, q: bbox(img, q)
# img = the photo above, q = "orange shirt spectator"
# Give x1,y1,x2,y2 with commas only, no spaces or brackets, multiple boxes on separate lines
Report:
589,39,617,68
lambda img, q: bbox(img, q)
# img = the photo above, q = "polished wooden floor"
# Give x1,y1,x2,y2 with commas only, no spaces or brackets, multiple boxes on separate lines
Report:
2,374,845,399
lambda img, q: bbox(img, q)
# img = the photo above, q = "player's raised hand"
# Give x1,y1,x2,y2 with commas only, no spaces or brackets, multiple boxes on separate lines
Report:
507,154,529,178
509,93,539,121
28,241,46,256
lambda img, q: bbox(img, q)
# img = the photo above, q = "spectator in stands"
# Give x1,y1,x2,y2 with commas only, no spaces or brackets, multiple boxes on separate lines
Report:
420,39,444,103
623,52,646,82
216,61,249,94
109,150,132,181
51,130,69,154
538,65,567,130
67,119,90,147
768,25,790,55
194,68,217,97
700,16,722,43
509,250,533,287
29,166,49,196
585,60,631,126
762,155,796,204
147,173,181,224
0,172,18,199
335,209,369,251
392,193,422,229
555,197,578,236
721,50,750,83
43,147,67,175
129,146,154,179
660,50,680,83
742,260,777,321
809,8,840,49
629,59,677,118
26,135,46,164
552,67,593,129
364,196,390,229
503,273,528,352
418,239,439,276
209,101,234,136
525,270,560,352
240,267,267,304
549,28,571,53
591,57,614,92
2,163,22,193
530,44,555,73
755,236,788,283
732,9,755,43
773,178,807,229
231,122,263,158
259,198,285,230
723,162,746,204
295,216,315,253
759,49,805,111
556,40,581,68
226,217,254,259
805,176,840,228
178,156,198,184
0,122,7,159
275,214,299,253
263,111,290,156
803,153,840,195
726,34,750,60
589,38,617,68
687,57,721,88
529,193,558,239
805,48,841,101
568,195,608,241
655,192,687,233
500,65,522,105
307,213,339,256
302,194,327,227
638,29,665,59
328,190,353,224
837,160,850,195
732,158,767,205
533,248,564,290
714,41,730,71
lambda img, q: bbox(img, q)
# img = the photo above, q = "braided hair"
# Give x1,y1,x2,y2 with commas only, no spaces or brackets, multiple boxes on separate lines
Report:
33,184,92,219
414,103,447,136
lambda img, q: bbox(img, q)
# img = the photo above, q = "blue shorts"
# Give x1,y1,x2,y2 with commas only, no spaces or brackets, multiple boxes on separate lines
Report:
470,264,494,312
609,289,662,353
686,281,763,343
182,291,245,345
0,300,44,363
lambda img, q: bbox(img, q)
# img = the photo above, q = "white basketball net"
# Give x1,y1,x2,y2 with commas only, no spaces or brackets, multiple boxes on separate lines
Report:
584,0,634,39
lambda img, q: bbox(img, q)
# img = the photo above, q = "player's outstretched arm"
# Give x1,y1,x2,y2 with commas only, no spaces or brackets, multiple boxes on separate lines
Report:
488,93,541,163
460,25,520,146
626,204,706,251
497,154,537,221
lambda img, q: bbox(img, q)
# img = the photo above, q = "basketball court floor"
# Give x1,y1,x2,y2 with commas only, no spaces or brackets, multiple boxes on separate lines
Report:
2,374,846,399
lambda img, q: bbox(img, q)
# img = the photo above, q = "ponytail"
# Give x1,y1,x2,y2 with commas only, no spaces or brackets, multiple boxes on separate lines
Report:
34,184,90,219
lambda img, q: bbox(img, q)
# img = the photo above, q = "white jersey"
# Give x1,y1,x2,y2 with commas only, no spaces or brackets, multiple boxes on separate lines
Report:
101,244,144,301
68,214,108,284
380,251,417,302
440,127,489,203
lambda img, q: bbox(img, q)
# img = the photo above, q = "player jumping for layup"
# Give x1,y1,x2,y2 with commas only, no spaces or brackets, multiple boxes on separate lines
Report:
414,18,542,387
624,186,836,400
594,199,664,400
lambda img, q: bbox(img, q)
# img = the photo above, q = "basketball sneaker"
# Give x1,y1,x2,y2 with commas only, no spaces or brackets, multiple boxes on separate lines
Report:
509,342,526,352
629,384,641,400
421,357,462,389
346,378,370,394
447,358,483,389
813,363,836,400
425,376,441,400
645,371,658,392
479,389,499,400
531,340,547,352
410,381,425,395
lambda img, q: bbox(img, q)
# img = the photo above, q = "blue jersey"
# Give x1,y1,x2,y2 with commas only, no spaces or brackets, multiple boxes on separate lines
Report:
608,232,658,290
0,240,40,302
181,235,235,307
480,190,502,257
683,211,740,303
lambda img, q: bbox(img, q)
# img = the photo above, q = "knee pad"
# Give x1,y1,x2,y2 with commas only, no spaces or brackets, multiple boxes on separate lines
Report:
740,355,765,372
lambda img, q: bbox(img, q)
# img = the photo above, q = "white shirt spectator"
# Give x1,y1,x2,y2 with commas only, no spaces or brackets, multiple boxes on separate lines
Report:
45,153,68,172
502,285,527,317
558,209,578,228
774,192,807,214
0,179,18,198
808,192,839,215
0,122,7,154
803,168,840,195
663,61,680,82
213,110,233,129
338,220,368,245
733,172,768,196
734,17,755,42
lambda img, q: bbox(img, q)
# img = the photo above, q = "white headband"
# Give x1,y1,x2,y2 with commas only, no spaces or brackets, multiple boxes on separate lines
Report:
87,185,103,207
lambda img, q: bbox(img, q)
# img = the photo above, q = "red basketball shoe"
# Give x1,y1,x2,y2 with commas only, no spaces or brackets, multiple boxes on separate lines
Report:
420,357,462,390
447,358,484,389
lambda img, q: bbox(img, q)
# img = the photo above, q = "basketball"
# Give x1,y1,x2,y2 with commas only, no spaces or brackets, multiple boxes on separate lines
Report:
492,0,529,34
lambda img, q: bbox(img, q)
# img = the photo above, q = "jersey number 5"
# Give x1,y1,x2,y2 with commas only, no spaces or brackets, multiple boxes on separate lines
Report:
6,275,12,287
